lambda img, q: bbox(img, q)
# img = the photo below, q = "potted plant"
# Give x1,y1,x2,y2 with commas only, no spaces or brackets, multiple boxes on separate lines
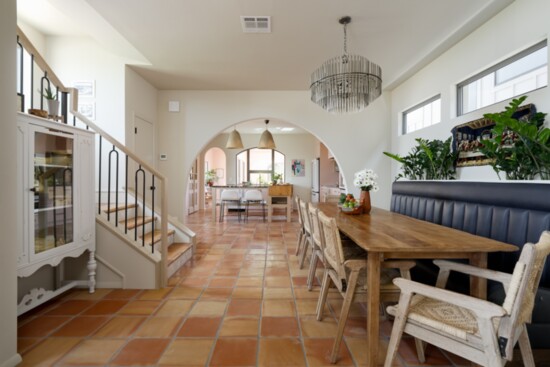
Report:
384,137,457,181
205,169,217,186
40,86,59,116
478,96,550,180
272,173,282,185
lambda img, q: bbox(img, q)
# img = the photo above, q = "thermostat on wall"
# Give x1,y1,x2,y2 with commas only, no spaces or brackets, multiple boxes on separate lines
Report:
160,154,168,161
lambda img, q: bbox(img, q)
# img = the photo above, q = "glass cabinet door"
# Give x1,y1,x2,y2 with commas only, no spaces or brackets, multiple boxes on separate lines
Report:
33,130,74,254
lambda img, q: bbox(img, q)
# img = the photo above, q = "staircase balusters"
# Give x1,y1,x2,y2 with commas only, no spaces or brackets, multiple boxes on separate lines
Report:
98,136,102,214
125,155,129,234
107,145,119,224
134,165,146,247
151,175,156,254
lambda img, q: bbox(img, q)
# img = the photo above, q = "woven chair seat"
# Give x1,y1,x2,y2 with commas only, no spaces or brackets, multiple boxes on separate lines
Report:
387,295,479,340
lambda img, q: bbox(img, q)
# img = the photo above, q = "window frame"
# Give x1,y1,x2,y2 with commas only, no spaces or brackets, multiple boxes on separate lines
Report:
457,40,547,116
236,148,285,184
402,94,441,135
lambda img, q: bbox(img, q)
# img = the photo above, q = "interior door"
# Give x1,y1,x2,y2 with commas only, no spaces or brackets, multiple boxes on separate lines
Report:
134,116,154,167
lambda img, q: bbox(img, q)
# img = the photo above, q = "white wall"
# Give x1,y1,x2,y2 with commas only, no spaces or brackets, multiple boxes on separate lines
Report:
45,36,128,142
0,1,22,365
390,0,550,181
125,67,158,155
157,90,392,222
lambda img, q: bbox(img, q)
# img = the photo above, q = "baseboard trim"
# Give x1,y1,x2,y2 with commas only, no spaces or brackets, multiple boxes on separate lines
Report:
0,353,22,367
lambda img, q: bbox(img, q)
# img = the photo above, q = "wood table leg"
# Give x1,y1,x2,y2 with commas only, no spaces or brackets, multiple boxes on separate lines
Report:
366,252,382,367
211,187,217,222
470,252,487,299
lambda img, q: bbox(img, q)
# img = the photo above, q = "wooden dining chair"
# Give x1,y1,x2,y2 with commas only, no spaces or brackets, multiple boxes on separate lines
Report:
315,210,418,363
298,199,313,269
295,196,305,256
306,204,323,290
384,231,550,367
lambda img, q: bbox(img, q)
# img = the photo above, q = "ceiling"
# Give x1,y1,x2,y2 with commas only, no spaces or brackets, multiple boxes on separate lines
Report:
18,0,514,92
17,0,514,134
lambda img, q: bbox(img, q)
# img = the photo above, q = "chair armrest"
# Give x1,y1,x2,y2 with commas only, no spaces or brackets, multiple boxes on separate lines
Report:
394,278,507,319
434,260,512,288
344,259,368,271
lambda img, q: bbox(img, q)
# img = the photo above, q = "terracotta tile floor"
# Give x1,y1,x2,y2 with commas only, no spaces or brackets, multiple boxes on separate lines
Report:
17,209,550,366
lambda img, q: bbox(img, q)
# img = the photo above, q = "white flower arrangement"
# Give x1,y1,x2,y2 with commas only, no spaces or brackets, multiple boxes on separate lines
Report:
353,169,379,192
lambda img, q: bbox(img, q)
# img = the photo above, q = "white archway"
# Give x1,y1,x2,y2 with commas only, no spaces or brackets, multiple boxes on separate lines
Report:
157,90,392,221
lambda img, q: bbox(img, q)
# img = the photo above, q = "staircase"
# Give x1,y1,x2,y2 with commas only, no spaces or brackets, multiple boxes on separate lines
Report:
16,26,195,289
96,193,195,287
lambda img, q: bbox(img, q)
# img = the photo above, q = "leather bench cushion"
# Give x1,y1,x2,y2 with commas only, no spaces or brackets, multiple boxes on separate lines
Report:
391,181,550,287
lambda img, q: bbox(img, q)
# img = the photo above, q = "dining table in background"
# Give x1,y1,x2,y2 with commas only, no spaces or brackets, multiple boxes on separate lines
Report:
313,203,518,367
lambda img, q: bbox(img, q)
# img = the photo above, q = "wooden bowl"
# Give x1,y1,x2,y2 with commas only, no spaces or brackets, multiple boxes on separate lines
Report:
28,109,48,118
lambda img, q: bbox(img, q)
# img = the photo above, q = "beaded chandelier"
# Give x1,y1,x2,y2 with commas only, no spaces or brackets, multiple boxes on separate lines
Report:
310,16,382,114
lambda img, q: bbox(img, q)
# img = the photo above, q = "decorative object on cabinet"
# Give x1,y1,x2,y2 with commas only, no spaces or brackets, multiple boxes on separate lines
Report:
451,100,536,167
17,113,96,315
384,138,457,181
477,97,549,180
291,159,305,176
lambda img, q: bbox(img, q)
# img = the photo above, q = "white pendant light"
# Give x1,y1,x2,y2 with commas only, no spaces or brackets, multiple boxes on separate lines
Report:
258,119,276,149
226,125,244,149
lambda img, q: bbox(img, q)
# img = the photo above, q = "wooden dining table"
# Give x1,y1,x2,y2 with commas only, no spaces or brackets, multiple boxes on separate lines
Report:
313,204,518,367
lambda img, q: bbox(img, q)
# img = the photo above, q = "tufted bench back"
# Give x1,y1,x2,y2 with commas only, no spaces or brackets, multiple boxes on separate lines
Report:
391,181,550,347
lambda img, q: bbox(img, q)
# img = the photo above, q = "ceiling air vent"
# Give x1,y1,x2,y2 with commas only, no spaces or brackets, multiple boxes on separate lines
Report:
240,16,271,33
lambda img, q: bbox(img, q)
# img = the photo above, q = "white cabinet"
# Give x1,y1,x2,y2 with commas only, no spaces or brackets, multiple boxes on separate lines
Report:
17,114,96,315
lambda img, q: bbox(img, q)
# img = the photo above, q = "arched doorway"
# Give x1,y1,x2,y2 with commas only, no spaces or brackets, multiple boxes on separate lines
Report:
203,147,227,209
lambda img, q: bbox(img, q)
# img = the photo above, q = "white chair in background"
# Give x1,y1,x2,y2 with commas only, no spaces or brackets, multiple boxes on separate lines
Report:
243,189,266,222
219,189,242,222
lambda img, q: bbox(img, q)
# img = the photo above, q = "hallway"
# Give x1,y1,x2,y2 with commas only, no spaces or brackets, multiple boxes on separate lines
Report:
16,210,520,366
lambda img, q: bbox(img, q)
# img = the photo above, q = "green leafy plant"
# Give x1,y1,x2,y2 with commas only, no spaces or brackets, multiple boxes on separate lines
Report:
39,85,57,101
478,96,550,180
272,173,282,184
384,137,457,181
205,169,217,186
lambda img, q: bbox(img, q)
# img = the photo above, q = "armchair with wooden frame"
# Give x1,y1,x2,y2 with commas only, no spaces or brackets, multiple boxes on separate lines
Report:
314,210,420,364
384,231,550,367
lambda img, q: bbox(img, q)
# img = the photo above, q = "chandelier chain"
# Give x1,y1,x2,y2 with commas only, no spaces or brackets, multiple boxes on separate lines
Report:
342,23,349,63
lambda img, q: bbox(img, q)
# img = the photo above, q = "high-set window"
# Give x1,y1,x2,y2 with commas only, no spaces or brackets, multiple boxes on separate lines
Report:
402,95,441,134
458,40,547,116
236,148,284,185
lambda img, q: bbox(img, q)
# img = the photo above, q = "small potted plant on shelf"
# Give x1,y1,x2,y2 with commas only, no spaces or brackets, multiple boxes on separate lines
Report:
272,173,282,185
40,85,59,117
205,169,217,187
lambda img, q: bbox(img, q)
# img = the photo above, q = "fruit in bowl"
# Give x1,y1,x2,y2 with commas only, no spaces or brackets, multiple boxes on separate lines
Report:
341,194,360,211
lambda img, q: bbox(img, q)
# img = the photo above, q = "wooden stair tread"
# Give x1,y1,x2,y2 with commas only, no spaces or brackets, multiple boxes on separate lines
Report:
167,243,192,264
141,229,175,246
122,216,155,230
101,203,137,214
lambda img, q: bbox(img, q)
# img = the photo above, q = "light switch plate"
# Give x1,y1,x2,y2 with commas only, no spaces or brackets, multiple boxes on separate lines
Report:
168,101,180,112
160,154,168,161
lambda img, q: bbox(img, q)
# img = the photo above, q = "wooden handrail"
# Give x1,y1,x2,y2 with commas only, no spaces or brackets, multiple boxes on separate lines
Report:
16,26,70,93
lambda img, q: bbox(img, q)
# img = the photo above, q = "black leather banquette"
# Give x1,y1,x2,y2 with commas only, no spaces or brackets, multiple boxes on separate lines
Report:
391,181,550,347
